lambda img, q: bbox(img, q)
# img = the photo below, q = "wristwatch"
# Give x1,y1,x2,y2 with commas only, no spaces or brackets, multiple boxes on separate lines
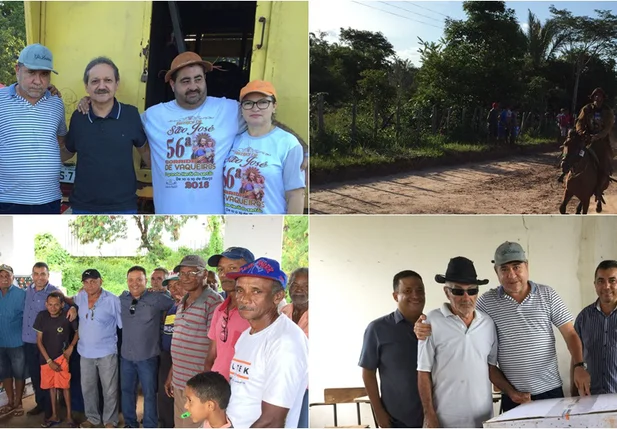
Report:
574,362,587,370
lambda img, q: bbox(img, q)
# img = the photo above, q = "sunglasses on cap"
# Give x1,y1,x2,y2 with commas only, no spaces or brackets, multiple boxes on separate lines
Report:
447,287,479,296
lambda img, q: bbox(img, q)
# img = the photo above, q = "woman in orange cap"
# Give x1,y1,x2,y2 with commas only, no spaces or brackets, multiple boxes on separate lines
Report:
222,80,305,214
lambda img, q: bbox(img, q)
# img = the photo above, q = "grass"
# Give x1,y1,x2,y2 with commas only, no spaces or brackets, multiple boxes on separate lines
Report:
311,137,555,172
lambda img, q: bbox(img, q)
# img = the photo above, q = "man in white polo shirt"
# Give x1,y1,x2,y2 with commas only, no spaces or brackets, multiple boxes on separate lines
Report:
416,243,592,413
0,44,66,214
418,257,503,428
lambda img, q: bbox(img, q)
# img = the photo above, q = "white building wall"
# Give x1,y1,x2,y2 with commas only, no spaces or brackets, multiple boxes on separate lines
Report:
309,215,617,428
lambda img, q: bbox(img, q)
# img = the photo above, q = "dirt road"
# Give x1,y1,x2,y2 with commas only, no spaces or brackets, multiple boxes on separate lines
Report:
310,151,617,214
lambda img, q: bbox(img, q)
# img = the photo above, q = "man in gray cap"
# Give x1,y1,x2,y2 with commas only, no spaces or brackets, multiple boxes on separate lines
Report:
415,242,591,413
164,255,223,428
204,247,254,380
0,43,67,214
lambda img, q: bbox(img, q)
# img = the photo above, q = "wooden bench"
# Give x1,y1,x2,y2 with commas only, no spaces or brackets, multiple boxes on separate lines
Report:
309,387,376,428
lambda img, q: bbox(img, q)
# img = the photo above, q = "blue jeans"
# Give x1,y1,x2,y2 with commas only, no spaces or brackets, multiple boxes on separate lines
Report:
298,389,308,428
72,208,137,214
0,200,60,214
0,346,26,379
121,356,158,428
24,342,51,418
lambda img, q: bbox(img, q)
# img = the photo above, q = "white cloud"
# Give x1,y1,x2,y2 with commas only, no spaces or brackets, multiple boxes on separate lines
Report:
396,47,423,67
520,22,530,33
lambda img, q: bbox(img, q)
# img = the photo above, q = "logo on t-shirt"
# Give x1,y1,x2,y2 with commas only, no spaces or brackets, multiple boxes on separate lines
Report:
224,147,272,213
230,358,251,384
164,118,218,190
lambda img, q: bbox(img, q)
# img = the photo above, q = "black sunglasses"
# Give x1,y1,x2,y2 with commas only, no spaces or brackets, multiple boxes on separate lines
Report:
129,298,138,315
220,313,229,343
447,287,479,296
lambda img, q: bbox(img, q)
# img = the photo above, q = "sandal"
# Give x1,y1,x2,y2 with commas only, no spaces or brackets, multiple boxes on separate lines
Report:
12,406,24,417
41,419,62,427
0,405,15,418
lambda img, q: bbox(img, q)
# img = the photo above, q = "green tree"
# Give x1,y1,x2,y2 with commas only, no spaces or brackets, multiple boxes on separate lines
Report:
550,6,617,112
0,2,26,85
524,10,565,70
34,233,71,272
69,215,199,264
281,216,308,275
415,1,527,109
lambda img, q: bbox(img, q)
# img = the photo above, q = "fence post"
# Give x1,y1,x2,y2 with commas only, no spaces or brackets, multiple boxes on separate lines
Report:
351,99,357,145
317,93,325,136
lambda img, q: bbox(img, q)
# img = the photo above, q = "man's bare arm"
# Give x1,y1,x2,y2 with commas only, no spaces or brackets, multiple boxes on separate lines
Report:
249,401,288,428
418,371,439,428
204,339,217,372
137,142,151,169
362,368,392,428
58,135,75,163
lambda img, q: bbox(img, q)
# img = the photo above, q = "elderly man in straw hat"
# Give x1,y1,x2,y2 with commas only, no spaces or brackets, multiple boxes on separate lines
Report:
418,257,513,428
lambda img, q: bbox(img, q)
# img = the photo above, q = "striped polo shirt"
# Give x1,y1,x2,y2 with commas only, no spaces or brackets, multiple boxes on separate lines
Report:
476,281,573,395
0,285,26,348
574,300,617,394
0,84,67,204
171,287,223,389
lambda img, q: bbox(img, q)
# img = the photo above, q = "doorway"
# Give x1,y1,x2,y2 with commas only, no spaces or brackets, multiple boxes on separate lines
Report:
145,1,257,108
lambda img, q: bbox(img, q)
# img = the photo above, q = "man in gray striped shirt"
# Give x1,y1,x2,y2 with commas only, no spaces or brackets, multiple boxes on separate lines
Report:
0,44,66,214
416,241,591,412
574,260,617,395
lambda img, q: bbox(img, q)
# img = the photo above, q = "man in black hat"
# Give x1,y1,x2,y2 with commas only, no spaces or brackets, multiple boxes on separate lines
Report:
359,270,426,428
576,87,615,205
417,257,517,428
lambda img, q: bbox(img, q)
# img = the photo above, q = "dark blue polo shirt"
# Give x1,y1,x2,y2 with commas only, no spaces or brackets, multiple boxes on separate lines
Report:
359,310,424,428
66,99,147,212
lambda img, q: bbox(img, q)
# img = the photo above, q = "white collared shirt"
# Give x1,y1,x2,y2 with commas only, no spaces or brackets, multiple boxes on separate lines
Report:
418,303,498,428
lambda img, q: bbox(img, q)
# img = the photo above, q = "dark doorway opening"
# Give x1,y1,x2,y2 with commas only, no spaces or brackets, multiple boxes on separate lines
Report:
145,1,257,108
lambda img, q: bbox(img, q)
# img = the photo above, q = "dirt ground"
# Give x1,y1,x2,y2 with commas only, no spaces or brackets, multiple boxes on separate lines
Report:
309,151,617,214
1,394,144,428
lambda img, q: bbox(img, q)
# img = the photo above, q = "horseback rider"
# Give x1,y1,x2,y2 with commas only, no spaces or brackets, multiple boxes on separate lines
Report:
574,87,615,201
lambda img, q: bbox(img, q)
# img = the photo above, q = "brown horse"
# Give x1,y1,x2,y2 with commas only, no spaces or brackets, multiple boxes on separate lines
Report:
559,131,608,214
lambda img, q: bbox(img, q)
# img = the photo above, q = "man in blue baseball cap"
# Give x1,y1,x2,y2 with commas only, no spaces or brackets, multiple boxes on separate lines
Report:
225,258,308,428
0,43,67,214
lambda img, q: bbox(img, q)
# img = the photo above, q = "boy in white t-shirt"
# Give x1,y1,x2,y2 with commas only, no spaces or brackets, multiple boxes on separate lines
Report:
225,258,308,428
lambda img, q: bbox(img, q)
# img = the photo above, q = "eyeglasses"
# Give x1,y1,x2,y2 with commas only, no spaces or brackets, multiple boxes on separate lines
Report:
178,271,203,279
86,305,96,320
129,298,138,315
447,287,479,296
241,99,273,110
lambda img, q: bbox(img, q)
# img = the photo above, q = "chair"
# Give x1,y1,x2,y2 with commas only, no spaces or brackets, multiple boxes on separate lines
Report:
309,387,377,428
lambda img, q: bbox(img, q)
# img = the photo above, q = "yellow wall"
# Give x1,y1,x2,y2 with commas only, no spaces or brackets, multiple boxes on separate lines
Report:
25,1,152,121
24,1,309,200
251,1,309,144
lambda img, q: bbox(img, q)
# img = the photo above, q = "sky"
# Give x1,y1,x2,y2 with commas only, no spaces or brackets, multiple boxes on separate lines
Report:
309,1,617,66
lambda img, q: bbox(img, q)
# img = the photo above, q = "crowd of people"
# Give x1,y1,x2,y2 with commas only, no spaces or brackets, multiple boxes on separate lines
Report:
360,241,615,428
0,248,309,428
0,43,308,215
